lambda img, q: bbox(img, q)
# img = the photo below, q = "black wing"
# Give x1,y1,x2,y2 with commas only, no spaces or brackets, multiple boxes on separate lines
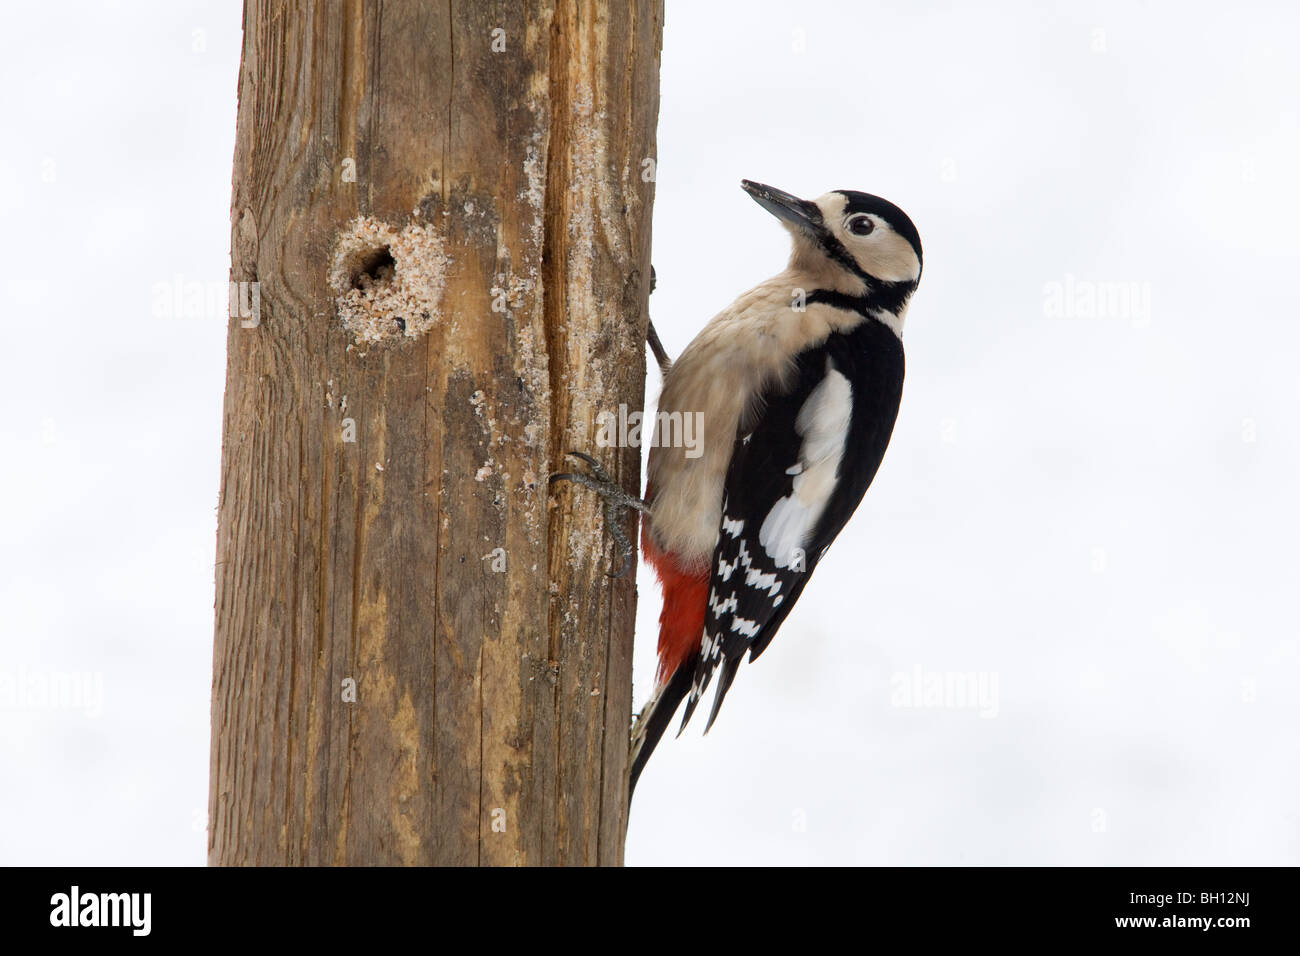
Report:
680,318,905,733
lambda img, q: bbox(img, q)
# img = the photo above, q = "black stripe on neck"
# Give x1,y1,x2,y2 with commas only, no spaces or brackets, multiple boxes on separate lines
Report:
806,281,915,321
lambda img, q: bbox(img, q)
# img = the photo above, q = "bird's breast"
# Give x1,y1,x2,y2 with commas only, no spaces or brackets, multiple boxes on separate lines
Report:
643,278,873,564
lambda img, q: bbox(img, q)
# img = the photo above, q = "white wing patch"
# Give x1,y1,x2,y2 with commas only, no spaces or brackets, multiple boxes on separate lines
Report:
708,587,737,617
735,538,782,598
758,358,853,569
717,553,739,582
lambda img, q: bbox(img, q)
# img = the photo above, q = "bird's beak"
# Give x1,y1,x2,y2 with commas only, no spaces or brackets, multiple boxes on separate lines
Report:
741,180,823,233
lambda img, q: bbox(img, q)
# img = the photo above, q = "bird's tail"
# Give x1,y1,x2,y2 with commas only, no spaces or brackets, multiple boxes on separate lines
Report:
630,527,711,798
629,664,695,798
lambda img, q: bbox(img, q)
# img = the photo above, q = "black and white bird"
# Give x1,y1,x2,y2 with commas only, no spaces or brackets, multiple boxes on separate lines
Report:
554,180,922,795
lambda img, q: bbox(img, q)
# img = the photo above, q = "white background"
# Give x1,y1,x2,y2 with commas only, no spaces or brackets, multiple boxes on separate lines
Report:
1,1,1296,866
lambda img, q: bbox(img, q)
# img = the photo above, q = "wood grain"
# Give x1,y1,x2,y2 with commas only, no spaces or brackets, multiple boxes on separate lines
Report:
209,0,662,866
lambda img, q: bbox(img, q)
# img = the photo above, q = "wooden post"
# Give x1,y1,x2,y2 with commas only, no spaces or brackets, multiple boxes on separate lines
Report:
209,0,662,866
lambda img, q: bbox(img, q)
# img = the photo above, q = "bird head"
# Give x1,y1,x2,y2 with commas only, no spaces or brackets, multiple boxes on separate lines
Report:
741,180,922,301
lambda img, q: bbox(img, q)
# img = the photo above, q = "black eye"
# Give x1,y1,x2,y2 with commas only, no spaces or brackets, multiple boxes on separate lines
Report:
847,215,875,236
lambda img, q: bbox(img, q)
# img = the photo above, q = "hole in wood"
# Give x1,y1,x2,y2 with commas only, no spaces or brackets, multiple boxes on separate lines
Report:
330,216,447,346
347,246,396,289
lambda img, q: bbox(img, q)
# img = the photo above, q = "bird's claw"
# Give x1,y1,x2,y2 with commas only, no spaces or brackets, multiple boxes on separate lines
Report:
549,450,649,578
564,450,612,483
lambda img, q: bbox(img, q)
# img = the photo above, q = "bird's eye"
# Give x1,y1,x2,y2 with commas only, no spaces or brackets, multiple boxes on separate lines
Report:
847,215,875,236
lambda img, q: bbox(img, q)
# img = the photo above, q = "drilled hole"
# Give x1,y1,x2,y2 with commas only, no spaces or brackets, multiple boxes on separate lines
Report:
348,246,395,289
331,217,447,345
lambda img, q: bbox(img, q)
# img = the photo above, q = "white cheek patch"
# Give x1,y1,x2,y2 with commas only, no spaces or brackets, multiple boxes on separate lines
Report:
815,194,920,284
758,359,853,568
867,227,921,283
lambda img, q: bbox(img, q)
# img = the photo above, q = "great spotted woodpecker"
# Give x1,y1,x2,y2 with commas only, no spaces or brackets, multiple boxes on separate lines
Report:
554,180,922,796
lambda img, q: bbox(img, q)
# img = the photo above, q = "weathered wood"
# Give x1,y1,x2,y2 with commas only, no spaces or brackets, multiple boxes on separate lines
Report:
209,0,662,866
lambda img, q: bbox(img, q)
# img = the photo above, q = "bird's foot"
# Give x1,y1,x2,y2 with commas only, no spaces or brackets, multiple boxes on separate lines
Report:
549,451,650,578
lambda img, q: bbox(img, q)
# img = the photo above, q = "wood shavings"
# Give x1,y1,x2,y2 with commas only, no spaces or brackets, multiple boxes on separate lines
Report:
329,216,448,345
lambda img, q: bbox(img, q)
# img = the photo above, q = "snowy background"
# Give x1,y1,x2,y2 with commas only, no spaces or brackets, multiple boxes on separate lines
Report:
2,0,1297,866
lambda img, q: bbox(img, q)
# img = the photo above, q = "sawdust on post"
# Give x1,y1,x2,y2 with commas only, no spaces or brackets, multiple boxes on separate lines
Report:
329,217,448,345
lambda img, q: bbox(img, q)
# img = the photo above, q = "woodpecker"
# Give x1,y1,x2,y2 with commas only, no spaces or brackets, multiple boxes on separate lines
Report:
554,180,922,796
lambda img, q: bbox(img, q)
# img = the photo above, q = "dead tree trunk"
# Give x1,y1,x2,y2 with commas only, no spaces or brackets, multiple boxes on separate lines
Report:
209,0,662,866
